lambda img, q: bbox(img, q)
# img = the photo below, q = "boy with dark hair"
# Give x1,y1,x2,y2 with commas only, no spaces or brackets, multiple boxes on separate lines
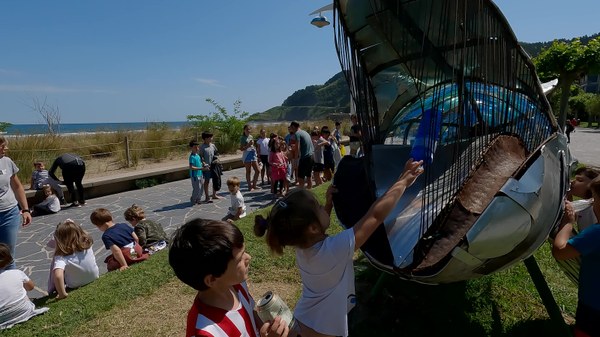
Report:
200,132,223,203
553,176,600,337
169,219,288,337
90,208,148,271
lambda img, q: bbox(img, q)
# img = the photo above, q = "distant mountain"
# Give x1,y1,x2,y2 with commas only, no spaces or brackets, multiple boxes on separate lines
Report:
250,32,600,121
248,72,350,121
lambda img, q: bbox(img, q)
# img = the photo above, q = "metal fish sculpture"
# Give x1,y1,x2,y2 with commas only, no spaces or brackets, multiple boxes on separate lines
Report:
331,0,573,283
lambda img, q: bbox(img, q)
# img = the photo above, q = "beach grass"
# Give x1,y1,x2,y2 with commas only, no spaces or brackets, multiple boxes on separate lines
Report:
1,183,580,337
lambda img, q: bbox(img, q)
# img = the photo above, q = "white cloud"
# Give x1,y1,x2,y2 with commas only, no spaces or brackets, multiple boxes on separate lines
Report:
0,84,115,94
193,78,225,88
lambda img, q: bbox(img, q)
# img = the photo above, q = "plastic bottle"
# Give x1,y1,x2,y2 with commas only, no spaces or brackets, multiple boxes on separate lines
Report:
130,247,138,259
409,108,443,165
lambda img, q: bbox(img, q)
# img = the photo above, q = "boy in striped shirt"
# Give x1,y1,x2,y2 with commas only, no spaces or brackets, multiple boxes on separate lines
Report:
169,219,289,337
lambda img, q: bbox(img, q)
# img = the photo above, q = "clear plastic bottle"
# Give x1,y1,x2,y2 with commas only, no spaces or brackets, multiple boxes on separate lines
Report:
409,108,443,165
130,247,138,259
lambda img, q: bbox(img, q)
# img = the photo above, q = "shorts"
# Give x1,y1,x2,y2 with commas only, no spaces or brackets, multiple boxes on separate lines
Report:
202,170,212,179
297,156,314,179
312,163,325,172
243,150,257,163
260,155,270,168
324,159,335,171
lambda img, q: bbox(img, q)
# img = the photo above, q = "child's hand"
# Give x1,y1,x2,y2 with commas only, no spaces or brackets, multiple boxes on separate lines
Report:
560,200,576,228
259,316,289,337
399,159,424,186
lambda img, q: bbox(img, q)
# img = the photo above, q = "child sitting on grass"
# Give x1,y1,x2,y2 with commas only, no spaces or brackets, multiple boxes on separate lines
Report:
47,219,99,300
254,159,423,337
32,185,61,216
169,218,289,337
90,208,148,272
553,176,600,337
124,204,168,254
222,177,247,222
0,243,49,330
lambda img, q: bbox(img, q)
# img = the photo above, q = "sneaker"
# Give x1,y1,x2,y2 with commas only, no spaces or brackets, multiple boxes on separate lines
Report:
70,202,82,208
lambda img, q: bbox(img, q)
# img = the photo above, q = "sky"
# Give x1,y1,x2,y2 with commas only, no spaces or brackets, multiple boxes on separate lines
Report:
1,0,599,124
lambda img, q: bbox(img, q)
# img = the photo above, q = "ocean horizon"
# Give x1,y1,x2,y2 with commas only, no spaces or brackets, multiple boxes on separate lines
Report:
3,121,191,135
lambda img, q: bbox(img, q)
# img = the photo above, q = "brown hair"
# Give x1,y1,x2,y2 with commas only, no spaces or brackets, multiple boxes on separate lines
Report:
124,204,145,222
42,184,53,195
90,208,113,226
226,176,241,188
0,243,13,269
54,220,94,256
254,189,321,255
169,219,244,291
575,167,600,198
590,176,600,199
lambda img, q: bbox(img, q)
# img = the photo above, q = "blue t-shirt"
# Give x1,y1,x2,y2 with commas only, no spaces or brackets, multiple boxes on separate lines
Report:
568,223,600,311
102,223,135,250
189,153,202,178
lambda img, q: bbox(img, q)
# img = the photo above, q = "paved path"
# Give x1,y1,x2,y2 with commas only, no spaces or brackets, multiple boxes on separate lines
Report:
568,127,600,167
14,167,276,298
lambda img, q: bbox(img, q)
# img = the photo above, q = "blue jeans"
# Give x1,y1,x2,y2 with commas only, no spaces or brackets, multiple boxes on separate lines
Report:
0,206,21,269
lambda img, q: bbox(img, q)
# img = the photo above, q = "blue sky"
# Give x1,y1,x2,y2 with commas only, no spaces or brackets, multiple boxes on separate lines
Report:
1,0,599,124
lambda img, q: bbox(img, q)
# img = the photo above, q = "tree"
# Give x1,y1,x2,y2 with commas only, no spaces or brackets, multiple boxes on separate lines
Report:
587,94,600,128
187,99,249,153
534,37,600,128
27,96,61,135
0,122,11,133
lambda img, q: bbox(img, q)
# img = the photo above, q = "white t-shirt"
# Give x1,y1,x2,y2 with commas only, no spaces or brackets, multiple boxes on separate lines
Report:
53,248,100,289
0,269,48,329
37,195,61,213
572,199,597,232
0,156,19,212
294,228,356,337
229,190,246,218
258,137,270,156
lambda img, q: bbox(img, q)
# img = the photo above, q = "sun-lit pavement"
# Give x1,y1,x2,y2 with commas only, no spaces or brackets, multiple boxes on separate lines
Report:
568,127,600,167
14,166,276,298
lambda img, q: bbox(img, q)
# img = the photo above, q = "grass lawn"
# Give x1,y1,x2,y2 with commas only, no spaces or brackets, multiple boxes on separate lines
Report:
3,183,578,337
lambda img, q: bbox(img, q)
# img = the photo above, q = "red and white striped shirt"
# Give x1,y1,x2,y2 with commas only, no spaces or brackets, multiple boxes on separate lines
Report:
186,282,259,337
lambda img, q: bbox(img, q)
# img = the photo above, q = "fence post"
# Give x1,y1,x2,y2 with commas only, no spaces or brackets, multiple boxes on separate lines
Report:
125,136,131,168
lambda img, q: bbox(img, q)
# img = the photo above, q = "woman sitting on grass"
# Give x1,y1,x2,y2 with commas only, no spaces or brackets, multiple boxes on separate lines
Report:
47,220,99,300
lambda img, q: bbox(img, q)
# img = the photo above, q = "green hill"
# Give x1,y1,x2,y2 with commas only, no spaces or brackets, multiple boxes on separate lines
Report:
250,33,600,122
249,71,350,121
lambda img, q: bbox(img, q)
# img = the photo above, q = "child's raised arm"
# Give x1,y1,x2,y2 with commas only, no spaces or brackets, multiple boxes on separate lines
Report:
352,159,423,251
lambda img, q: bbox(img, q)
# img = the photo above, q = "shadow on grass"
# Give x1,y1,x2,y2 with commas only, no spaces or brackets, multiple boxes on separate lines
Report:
349,257,490,336
350,255,574,337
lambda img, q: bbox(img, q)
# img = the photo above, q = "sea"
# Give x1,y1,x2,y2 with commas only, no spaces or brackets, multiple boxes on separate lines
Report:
3,121,191,136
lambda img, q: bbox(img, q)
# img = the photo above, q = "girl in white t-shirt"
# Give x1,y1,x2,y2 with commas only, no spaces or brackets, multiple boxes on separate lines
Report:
254,159,423,337
47,220,99,300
